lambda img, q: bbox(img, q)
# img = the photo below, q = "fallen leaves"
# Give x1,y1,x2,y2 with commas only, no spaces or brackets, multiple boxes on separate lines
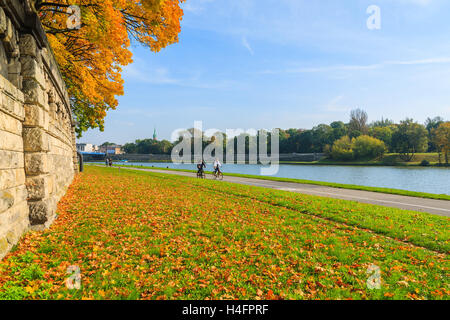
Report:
0,167,448,301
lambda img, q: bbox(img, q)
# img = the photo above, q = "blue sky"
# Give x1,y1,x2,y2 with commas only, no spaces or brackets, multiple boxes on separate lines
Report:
79,0,450,145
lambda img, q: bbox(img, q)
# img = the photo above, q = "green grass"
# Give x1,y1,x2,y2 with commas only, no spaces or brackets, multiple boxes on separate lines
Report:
98,163,450,201
0,166,448,300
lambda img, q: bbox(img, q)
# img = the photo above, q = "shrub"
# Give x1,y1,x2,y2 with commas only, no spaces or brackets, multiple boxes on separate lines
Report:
420,159,430,166
331,136,354,160
331,135,386,161
352,135,386,159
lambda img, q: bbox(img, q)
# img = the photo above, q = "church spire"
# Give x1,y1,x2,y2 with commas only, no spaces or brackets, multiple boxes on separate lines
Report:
153,127,157,141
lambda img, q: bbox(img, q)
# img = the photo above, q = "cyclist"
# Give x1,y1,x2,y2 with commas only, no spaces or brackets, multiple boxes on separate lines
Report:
213,158,222,175
197,159,206,176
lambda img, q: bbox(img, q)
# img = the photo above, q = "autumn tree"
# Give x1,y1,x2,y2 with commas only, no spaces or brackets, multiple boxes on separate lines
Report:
31,0,184,136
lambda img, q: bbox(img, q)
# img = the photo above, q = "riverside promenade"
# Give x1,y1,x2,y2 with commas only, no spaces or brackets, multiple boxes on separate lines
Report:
113,166,450,217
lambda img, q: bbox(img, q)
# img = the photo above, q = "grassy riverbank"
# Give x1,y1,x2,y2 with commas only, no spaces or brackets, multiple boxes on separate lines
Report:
281,153,444,166
100,164,450,201
0,166,448,300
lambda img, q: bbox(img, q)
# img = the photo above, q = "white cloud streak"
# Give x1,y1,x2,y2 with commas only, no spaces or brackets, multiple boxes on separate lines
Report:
261,56,450,75
242,36,254,55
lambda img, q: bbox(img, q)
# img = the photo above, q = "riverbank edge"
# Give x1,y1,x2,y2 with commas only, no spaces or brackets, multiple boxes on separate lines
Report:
88,163,450,201
280,161,447,167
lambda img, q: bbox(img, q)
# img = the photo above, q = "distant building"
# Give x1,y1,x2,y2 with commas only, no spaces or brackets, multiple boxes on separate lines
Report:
99,145,124,155
153,128,157,141
76,143,98,153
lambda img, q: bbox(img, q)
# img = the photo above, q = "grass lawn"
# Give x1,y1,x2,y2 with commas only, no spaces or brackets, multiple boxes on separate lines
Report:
0,166,448,300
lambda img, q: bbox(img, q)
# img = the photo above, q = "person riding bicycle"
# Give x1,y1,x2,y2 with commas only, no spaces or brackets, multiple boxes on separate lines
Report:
213,158,222,174
197,159,206,175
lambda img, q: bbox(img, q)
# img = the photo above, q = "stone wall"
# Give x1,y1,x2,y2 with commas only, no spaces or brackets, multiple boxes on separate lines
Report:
0,0,78,259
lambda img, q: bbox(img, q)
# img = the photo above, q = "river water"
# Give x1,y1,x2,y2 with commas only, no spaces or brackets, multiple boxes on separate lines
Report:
114,162,450,195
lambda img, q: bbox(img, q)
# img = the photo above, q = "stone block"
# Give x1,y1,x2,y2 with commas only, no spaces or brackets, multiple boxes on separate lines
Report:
0,201,28,227
0,169,14,190
0,130,23,152
20,56,45,86
25,152,48,175
0,150,23,169
1,92,15,114
22,79,45,106
23,127,49,152
26,175,50,200
0,167,25,190
15,185,28,203
23,104,44,128
29,200,51,226
0,190,14,213
0,111,22,135
15,168,25,186
19,34,38,58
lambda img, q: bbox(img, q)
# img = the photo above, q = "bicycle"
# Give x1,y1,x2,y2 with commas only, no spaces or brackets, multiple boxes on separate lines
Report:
197,169,206,179
212,169,224,180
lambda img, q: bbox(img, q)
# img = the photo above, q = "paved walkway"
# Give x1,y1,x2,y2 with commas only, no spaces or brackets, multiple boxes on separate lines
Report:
116,166,450,217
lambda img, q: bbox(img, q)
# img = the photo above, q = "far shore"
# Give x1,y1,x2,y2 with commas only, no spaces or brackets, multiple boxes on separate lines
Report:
85,152,449,168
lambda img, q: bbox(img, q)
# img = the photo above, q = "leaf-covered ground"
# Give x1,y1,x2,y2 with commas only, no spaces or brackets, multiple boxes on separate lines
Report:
0,166,448,300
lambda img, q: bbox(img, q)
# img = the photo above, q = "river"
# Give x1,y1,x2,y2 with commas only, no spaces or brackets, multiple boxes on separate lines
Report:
113,162,450,195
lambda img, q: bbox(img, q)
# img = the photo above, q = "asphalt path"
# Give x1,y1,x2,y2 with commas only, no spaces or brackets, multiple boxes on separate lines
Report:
113,166,450,217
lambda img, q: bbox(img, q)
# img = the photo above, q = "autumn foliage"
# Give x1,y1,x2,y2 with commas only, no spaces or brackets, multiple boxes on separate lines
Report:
0,167,448,300
33,0,184,136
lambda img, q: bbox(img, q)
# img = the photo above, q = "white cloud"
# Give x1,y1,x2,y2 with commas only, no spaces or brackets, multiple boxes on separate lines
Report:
403,0,433,6
182,0,215,14
324,95,351,112
261,56,450,75
242,36,254,55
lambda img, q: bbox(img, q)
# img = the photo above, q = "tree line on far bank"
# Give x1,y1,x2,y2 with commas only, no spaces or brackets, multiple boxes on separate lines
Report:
120,109,450,165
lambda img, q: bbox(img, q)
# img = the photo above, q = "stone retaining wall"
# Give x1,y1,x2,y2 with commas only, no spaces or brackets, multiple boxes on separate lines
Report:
0,0,77,259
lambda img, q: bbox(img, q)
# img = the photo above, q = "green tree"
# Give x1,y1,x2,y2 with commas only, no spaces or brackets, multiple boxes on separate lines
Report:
370,126,393,152
392,119,428,162
101,142,117,147
297,130,314,153
123,143,137,154
425,116,444,152
348,109,369,138
311,124,334,152
432,122,450,165
330,121,348,142
370,118,393,128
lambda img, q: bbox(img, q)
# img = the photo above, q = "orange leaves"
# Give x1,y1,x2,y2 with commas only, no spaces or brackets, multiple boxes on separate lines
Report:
0,166,448,300
37,1,184,136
